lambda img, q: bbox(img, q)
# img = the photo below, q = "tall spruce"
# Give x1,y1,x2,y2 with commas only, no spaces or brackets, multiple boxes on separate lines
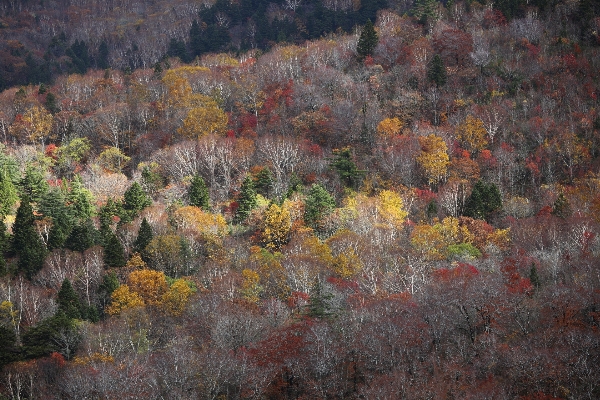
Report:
122,182,151,223
133,217,153,254
304,183,336,233
12,195,47,279
57,278,82,320
356,19,378,60
103,230,126,268
0,167,18,216
234,175,258,224
464,180,502,221
427,54,447,88
188,174,210,209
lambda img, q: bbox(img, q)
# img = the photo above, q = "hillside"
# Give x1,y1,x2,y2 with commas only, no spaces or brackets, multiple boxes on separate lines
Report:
0,0,600,399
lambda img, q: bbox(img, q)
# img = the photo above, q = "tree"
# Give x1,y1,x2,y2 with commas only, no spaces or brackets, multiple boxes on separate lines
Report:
66,175,94,222
417,134,450,186
304,183,336,233
456,115,488,155
133,217,153,255
57,278,82,320
122,182,151,223
12,195,47,279
357,19,378,60
103,230,126,268
0,167,18,216
20,166,49,205
463,180,502,221
188,174,209,210
178,102,228,139
254,166,274,198
234,175,257,224
105,285,144,315
330,147,364,189
261,202,292,251
64,219,98,253
427,54,447,88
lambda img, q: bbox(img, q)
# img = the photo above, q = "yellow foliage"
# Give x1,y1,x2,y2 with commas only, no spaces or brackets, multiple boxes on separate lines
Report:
173,206,228,237
178,104,228,138
22,105,54,145
456,115,488,154
72,352,115,365
240,268,262,303
127,269,168,306
377,117,404,139
0,300,17,328
97,147,131,173
106,285,144,315
262,202,292,251
410,217,472,260
377,189,408,229
161,279,194,316
487,228,511,250
126,253,147,269
332,249,363,279
417,134,450,185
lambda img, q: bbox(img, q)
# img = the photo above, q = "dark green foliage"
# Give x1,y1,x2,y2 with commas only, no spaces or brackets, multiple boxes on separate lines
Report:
66,175,94,222
234,175,257,224
19,166,49,205
64,219,99,253
44,92,60,114
122,182,151,223
426,200,438,221
285,173,303,199
99,198,123,233
0,220,8,276
12,196,47,279
134,217,153,254
427,54,447,88
0,168,18,216
141,166,165,197
188,174,210,209
304,183,336,233
57,279,81,320
529,264,540,290
97,40,109,69
98,271,119,311
103,231,126,268
330,147,364,189
66,40,90,74
464,180,502,221
21,312,80,359
356,19,378,60
253,167,273,198
0,325,20,368
167,38,190,63
552,192,572,218
39,188,73,250
307,279,336,319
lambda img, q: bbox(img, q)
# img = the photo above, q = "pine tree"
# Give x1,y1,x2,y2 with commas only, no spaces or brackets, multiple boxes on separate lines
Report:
330,147,364,189
254,167,274,198
356,19,378,60
67,175,95,222
463,180,502,221
427,54,447,88
0,167,18,216
552,192,571,218
122,182,151,223
0,219,8,276
188,174,210,210
12,196,47,279
98,271,120,311
307,279,336,319
64,219,98,253
529,264,540,291
103,231,126,268
134,217,153,254
234,175,258,224
40,187,73,250
57,278,82,320
304,183,336,233
19,166,49,205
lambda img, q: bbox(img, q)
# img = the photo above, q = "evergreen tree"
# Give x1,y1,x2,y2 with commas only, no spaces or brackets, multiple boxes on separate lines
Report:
356,19,378,60
21,311,80,359
12,196,47,279
427,54,447,88
330,147,365,189
188,174,210,209
463,180,502,221
122,182,151,223
97,40,109,69
64,219,98,253
98,271,119,312
0,325,20,367
412,0,439,23
103,231,126,268
57,278,82,320
99,198,123,232
234,175,257,224
284,173,303,199
39,187,73,250
44,92,60,114
552,192,572,218
254,167,274,198
529,264,541,291
0,219,8,276
304,183,336,233
0,167,18,216
133,217,153,254
19,166,49,205
307,279,336,319
67,175,94,222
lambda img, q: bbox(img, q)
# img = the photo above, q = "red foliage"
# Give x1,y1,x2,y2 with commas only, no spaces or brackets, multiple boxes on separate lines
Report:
45,143,58,159
434,263,479,282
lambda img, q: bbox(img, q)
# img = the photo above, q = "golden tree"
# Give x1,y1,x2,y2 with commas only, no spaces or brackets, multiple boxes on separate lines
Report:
455,115,488,154
126,269,168,306
106,285,144,315
417,134,450,185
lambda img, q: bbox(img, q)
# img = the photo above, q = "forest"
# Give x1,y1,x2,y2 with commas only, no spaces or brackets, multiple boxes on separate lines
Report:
0,0,600,398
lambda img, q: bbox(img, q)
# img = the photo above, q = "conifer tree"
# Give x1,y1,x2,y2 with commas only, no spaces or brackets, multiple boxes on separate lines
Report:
357,19,378,60
307,279,336,319
104,231,126,268
20,166,49,205
67,175,94,222
463,180,502,221
12,195,47,279
64,219,98,253
254,167,274,198
122,182,151,223
234,175,258,224
0,167,18,216
40,187,73,250
57,278,82,320
427,54,447,88
134,217,153,254
304,183,336,233
0,219,8,276
330,147,364,189
188,174,210,210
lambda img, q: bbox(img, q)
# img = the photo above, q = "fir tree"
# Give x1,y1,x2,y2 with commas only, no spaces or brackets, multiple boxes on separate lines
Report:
552,192,572,219
12,196,47,279
103,231,126,268
234,175,258,224
40,187,73,250
19,166,49,205
356,19,378,60
427,54,447,88
0,167,18,216
304,183,336,233
464,180,502,221
0,219,8,276
57,278,82,320
64,219,98,253
133,217,153,254
67,175,94,222
307,279,336,319
122,182,151,223
529,264,541,291
330,147,365,189
98,271,119,311
254,167,274,198
188,174,210,209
